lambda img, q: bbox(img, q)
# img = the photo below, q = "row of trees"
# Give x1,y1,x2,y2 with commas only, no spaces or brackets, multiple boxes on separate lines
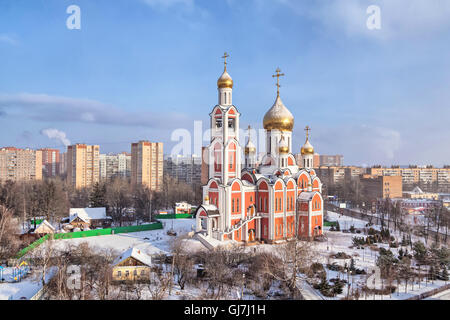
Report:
0,174,201,227
33,237,318,300
0,175,202,261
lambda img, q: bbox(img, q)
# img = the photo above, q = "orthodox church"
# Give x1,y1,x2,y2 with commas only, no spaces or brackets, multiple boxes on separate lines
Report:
195,54,323,244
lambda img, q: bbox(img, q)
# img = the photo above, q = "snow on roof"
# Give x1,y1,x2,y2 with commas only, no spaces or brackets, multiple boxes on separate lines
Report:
412,186,424,194
113,247,152,267
69,208,111,222
202,204,218,211
298,191,316,201
35,220,55,232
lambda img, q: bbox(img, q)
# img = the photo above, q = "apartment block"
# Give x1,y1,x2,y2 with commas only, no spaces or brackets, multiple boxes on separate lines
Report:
360,175,403,199
164,154,202,185
60,152,67,175
100,152,131,181
67,144,100,189
319,154,344,167
368,166,450,191
39,148,60,177
131,141,163,191
0,147,42,182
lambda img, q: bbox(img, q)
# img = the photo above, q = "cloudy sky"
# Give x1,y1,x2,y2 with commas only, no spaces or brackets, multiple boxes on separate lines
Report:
0,0,449,166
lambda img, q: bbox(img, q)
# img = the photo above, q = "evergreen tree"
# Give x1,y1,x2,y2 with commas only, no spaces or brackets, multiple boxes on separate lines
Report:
398,248,404,259
441,266,449,282
350,258,355,271
89,182,107,208
413,241,428,264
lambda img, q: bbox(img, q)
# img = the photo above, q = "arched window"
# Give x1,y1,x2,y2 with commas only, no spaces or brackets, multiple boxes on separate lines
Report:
232,198,235,213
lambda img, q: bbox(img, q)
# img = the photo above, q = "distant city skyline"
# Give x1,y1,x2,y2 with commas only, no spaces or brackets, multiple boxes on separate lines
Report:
1,0,450,166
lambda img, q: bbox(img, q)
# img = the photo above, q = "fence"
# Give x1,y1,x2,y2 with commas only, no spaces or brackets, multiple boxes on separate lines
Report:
16,222,163,259
154,213,193,219
405,283,450,300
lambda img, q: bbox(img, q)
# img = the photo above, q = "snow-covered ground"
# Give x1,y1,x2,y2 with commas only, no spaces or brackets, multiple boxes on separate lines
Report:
45,219,205,257
248,210,450,300
0,268,54,300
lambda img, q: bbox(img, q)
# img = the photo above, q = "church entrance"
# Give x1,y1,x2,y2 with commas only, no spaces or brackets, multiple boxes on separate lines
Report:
248,229,256,242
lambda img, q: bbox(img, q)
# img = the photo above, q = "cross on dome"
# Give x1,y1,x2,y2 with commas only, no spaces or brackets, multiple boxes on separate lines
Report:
272,67,285,96
222,52,230,71
305,125,311,139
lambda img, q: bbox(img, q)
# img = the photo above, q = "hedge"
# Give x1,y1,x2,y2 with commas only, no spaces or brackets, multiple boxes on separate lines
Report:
16,222,163,259
154,214,193,219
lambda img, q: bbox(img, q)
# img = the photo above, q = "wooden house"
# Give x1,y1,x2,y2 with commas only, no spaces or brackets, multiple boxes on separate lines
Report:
68,208,112,230
112,247,152,282
34,220,55,235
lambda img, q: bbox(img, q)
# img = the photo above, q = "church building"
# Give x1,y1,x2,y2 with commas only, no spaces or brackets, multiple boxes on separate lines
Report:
195,54,323,244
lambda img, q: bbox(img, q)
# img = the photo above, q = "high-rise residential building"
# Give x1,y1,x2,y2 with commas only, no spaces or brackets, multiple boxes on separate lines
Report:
60,152,67,175
39,148,60,177
131,141,163,191
66,144,100,189
99,152,131,181
0,147,42,182
201,146,209,185
164,154,202,185
319,154,344,167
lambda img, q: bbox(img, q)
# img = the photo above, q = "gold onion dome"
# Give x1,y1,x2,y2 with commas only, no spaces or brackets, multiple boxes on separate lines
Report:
217,70,233,89
263,95,294,131
244,141,256,155
301,139,314,155
279,137,289,154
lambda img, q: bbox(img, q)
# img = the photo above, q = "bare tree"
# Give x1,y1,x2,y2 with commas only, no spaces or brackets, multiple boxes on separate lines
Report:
262,239,316,299
170,236,194,290
0,205,20,261
147,266,171,300
106,178,132,226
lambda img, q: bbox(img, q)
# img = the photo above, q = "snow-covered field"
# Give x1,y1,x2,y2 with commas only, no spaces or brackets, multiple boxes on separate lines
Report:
47,219,205,257
0,268,54,300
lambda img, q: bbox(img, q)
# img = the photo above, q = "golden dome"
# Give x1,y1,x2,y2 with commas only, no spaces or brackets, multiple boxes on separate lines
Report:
244,146,256,155
301,139,314,155
278,136,289,154
217,70,233,89
279,146,289,154
263,95,294,131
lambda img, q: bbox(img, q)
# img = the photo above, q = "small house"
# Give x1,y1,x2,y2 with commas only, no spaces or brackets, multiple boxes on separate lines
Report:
68,208,112,230
112,247,152,282
34,220,55,235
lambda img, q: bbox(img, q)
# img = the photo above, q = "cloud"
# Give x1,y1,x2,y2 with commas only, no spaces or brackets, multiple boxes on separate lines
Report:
40,128,71,147
274,0,450,40
0,93,191,130
0,34,18,45
312,124,401,165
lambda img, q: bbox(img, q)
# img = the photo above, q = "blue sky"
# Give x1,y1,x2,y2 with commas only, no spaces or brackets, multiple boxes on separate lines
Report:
1,0,450,166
